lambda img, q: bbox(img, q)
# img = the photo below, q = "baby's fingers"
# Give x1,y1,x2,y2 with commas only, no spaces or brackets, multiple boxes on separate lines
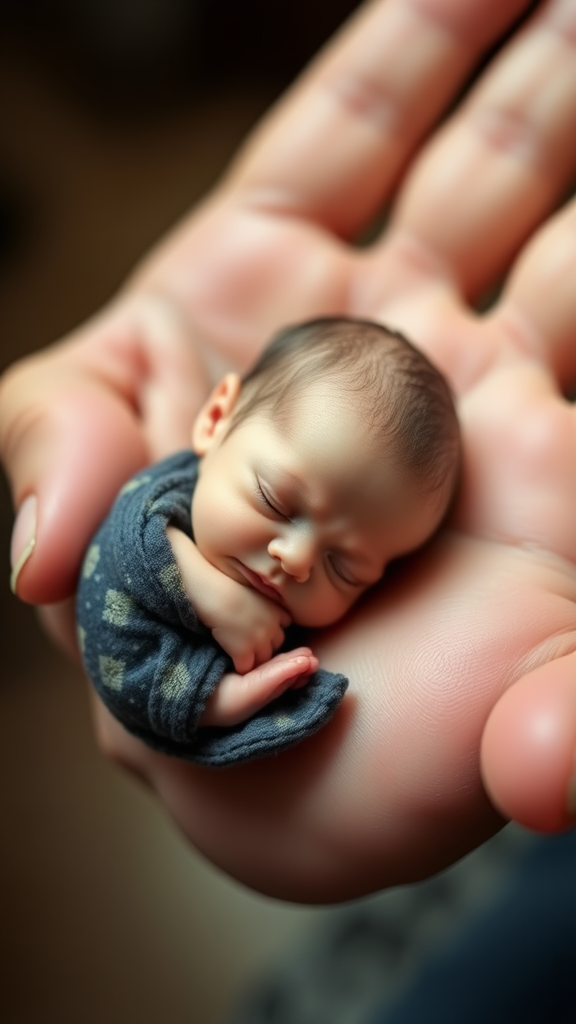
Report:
229,648,255,676
199,651,318,728
269,646,315,664
262,647,318,688
244,617,288,669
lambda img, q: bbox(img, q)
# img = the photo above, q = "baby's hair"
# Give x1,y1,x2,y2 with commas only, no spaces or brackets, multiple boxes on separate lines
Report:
231,317,460,500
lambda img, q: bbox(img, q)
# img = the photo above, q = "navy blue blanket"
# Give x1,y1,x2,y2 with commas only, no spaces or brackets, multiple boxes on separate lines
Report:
76,451,348,766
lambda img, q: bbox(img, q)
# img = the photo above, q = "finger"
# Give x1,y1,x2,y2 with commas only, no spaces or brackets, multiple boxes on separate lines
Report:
0,356,147,604
266,646,315,664
388,0,576,298
290,656,319,688
273,626,286,651
262,647,319,685
255,637,276,668
232,650,255,675
492,193,576,391
201,654,318,728
1,295,210,605
228,0,530,237
481,652,576,832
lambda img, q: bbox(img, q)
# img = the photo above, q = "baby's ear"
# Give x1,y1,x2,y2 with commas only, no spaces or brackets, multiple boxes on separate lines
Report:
192,373,242,454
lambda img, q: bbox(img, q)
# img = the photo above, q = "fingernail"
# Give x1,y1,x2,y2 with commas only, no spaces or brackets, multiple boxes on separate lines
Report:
10,494,37,595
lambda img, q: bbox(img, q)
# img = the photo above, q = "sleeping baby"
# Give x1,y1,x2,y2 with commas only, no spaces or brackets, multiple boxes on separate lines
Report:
76,317,460,765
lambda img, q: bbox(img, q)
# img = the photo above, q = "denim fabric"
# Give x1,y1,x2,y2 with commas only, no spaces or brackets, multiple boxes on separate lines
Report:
76,451,348,766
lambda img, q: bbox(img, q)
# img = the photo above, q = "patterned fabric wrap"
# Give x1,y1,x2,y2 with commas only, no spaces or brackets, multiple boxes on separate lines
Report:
76,451,348,766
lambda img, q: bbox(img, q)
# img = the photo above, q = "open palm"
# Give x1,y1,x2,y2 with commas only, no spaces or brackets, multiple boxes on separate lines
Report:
2,0,576,900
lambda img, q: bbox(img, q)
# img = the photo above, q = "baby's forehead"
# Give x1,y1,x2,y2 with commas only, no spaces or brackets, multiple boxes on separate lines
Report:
273,375,375,432
275,380,372,440
260,398,410,500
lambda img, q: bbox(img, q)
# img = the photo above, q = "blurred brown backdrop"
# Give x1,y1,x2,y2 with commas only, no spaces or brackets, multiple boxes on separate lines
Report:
0,4,358,1022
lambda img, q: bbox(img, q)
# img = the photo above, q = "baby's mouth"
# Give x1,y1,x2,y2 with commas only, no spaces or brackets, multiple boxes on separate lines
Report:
235,561,286,606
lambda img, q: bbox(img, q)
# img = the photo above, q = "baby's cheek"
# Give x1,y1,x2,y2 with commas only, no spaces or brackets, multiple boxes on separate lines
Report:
192,500,218,558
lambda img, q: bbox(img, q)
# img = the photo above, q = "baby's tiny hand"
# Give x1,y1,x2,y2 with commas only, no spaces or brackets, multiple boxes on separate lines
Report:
211,583,291,674
199,648,318,728
166,527,291,671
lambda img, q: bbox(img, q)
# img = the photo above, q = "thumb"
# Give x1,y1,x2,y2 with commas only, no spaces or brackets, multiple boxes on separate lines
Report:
1,358,147,605
481,652,576,833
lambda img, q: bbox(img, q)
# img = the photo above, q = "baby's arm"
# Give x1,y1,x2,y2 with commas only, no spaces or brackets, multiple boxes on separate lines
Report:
166,525,290,672
167,526,316,727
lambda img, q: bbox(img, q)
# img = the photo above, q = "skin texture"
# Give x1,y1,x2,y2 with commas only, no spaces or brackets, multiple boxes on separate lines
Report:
2,0,576,901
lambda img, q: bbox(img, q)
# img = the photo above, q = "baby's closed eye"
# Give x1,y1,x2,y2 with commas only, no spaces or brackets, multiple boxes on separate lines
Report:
256,478,291,519
326,554,364,587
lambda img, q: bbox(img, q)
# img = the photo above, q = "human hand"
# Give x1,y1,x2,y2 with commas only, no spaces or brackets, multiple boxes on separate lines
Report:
199,647,318,728
209,582,290,675
2,0,576,900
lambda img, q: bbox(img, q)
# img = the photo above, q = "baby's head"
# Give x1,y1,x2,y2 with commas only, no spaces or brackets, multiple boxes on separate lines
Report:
191,317,460,628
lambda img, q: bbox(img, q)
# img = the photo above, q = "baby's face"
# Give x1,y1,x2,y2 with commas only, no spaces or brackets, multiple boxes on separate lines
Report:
191,382,444,628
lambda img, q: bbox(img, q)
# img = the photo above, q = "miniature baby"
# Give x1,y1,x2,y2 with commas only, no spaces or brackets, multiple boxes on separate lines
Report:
76,317,460,766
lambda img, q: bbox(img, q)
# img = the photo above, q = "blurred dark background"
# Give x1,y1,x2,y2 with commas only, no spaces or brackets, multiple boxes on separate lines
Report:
0,4,359,1022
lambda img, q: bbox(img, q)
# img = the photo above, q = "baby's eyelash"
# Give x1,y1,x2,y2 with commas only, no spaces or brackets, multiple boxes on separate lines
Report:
257,481,285,517
327,555,362,587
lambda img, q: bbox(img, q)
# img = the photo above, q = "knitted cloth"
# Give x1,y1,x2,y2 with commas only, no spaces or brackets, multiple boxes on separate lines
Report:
76,451,348,766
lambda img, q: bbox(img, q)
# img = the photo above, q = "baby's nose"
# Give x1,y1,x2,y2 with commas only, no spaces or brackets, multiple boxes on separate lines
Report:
268,532,313,583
